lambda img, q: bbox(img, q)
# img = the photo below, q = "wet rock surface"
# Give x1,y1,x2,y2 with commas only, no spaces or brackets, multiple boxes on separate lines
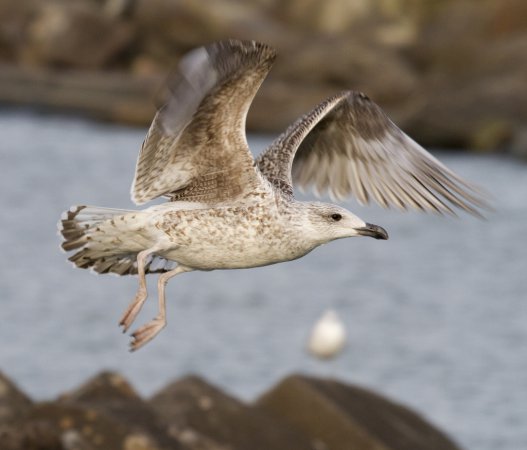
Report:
0,370,462,450
0,0,525,154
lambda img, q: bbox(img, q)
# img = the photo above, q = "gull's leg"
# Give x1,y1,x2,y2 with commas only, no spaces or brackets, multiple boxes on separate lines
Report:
129,265,193,351
119,247,159,332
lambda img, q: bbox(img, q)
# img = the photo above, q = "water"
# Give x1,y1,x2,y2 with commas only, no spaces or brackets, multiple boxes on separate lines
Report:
1,111,526,450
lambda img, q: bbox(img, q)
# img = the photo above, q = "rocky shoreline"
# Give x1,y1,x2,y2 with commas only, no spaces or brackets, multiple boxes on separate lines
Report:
1,0,526,156
0,370,462,450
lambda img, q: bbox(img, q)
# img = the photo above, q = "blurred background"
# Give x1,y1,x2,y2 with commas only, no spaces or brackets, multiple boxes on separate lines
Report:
0,1,526,450
1,0,527,154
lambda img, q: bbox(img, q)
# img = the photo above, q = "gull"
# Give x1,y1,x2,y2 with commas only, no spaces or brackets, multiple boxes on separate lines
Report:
308,310,347,359
59,40,486,351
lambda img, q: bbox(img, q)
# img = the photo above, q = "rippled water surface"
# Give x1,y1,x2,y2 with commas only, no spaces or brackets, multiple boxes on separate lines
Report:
1,112,526,450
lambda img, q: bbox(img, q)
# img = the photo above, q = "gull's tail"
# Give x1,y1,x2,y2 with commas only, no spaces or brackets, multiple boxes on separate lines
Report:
59,206,175,275
59,206,144,275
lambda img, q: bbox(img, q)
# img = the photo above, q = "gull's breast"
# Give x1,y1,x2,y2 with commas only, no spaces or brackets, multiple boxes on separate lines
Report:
155,203,313,270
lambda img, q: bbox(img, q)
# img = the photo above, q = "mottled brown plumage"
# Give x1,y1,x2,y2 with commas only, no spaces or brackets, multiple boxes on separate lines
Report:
59,39,486,351
256,91,486,215
132,40,276,205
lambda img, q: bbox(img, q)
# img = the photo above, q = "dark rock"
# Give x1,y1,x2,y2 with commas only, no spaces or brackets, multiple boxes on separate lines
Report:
247,79,338,133
0,370,33,424
132,0,296,66
272,37,417,105
0,370,466,450
0,0,38,62
0,0,525,153
406,0,527,149
0,65,158,126
59,371,183,450
509,127,527,162
59,371,140,404
21,402,126,450
23,2,133,68
256,375,462,450
0,421,64,450
149,375,316,450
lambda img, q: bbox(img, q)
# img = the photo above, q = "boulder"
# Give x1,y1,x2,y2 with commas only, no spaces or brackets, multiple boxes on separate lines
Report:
0,421,63,450
0,0,39,62
509,127,527,162
149,375,316,450
59,371,183,450
272,37,417,102
276,0,374,34
0,370,33,424
20,402,127,450
132,0,297,66
0,370,466,450
256,375,461,450
22,2,133,68
0,65,158,125
0,0,525,154
406,0,527,149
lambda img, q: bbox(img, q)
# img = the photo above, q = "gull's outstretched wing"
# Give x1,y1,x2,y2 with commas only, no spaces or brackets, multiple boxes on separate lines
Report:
256,91,487,216
131,40,276,205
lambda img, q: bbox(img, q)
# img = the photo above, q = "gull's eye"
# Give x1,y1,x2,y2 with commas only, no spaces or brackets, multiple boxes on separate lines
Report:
331,213,342,221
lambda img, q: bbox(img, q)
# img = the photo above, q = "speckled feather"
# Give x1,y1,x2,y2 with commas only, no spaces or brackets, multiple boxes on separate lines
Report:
61,39,488,277
58,40,487,350
132,40,276,205
256,91,487,216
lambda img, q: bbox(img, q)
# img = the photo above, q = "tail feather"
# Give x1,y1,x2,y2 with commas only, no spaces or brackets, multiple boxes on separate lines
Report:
59,205,174,275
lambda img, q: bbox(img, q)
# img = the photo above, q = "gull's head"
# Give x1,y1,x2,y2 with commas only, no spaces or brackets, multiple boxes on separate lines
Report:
303,202,388,244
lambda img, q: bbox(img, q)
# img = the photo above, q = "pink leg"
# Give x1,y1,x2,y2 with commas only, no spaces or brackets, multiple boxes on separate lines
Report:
118,248,157,332
129,265,193,351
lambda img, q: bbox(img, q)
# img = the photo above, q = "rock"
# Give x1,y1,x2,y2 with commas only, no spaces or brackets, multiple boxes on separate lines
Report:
0,0,39,62
0,421,64,450
509,127,527,162
469,120,513,153
0,65,158,126
0,0,525,152
405,0,527,149
247,79,338,133
132,0,296,66
21,402,127,449
405,39,527,149
256,375,462,450
60,371,183,450
103,0,137,19
278,0,373,34
149,375,316,450
0,370,466,450
273,38,417,102
0,371,33,424
59,371,140,404
23,2,133,68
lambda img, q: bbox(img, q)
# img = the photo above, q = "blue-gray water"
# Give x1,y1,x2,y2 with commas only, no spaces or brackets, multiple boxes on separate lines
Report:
1,111,526,450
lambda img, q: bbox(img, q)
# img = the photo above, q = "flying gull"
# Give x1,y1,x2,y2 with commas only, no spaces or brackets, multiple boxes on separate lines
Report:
59,40,486,351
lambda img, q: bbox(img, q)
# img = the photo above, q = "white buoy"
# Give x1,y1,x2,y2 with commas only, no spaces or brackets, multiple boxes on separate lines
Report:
307,309,347,359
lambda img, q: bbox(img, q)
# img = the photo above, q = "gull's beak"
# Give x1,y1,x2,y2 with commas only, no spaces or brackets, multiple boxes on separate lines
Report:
355,223,389,240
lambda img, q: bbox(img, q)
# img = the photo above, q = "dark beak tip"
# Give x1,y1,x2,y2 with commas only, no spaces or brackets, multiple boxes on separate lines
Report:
358,223,389,240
